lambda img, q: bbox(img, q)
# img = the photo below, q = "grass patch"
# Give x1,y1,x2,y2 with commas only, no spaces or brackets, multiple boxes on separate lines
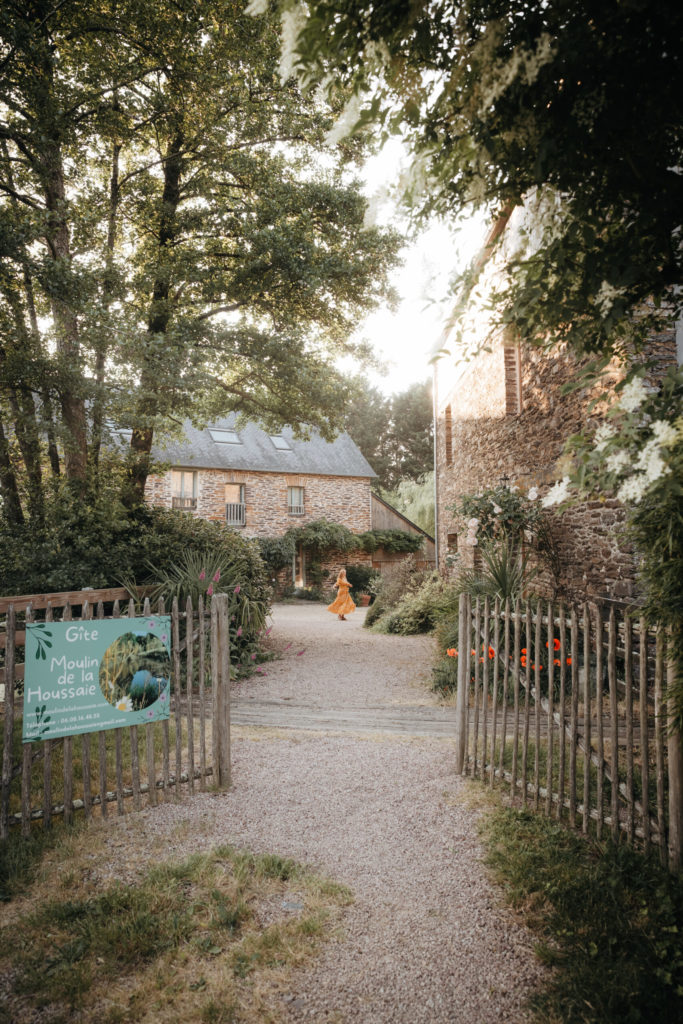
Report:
480,804,683,1022
0,841,352,1024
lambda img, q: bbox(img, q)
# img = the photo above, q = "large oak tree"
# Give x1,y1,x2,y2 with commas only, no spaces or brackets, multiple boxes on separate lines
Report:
0,0,401,517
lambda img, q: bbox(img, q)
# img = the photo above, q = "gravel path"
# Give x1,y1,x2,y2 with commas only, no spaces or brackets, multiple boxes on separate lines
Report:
99,603,545,1022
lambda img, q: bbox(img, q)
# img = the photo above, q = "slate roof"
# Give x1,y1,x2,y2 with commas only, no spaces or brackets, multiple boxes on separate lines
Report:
151,414,377,478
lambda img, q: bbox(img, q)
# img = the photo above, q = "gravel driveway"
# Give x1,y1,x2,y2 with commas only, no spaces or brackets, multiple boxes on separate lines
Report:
102,603,545,1022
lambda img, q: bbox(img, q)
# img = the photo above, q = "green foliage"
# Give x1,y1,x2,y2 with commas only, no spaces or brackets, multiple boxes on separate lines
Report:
286,518,358,555
367,559,455,635
1,842,350,1021
449,485,543,546
482,806,683,1023
453,539,537,603
343,563,378,598
358,529,424,554
282,1,682,360
0,489,262,593
346,378,433,491
379,472,435,536
257,521,422,580
256,535,296,576
375,573,454,635
0,0,402,516
556,365,683,721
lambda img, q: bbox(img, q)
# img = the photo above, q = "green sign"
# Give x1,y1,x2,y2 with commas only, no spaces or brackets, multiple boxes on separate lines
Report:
23,616,172,743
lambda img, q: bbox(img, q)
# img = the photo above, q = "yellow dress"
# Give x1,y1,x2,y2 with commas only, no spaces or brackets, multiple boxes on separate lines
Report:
327,579,356,616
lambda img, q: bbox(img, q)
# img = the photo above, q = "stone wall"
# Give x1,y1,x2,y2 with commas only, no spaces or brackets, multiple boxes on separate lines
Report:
435,330,677,605
145,468,373,537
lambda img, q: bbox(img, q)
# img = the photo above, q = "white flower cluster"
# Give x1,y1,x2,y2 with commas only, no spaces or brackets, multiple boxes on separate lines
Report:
245,0,268,15
618,376,649,413
605,450,630,474
279,3,308,84
541,476,572,507
465,517,479,546
597,414,679,505
527,486,539,501
595,280,625,317
593,422,616,452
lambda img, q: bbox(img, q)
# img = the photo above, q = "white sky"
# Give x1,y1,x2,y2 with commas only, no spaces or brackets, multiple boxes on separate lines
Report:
352,140,487,396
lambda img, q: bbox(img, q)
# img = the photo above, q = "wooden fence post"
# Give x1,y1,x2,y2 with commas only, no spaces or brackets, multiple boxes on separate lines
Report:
213,594,231,788
667,653,683,872
454,594,468,774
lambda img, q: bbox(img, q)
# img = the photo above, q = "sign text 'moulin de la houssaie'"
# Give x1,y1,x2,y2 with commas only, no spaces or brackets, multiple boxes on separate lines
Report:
23,616,172,743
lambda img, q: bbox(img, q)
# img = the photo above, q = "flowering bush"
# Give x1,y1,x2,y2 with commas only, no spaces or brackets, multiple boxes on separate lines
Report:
547,364,683,722
449,485,544,548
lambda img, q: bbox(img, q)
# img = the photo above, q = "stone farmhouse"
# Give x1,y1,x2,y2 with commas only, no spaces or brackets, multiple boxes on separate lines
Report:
433,207,680,606
144,415,433,587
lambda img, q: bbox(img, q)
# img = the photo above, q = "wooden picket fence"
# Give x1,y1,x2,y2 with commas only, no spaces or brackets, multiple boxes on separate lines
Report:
454,594,683,871
0,588,232,837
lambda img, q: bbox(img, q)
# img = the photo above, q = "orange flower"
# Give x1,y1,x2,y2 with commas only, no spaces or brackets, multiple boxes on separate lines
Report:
566,657,572,666
479,656,485,663
471,649,476,656
488,646,495,659
553,658,561,667
521,655,527,667
446,648,458,658
521,647,527,654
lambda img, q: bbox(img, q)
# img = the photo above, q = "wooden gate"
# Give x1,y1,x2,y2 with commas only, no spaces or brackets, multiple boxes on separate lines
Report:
0,588,231,837
454,594,683,871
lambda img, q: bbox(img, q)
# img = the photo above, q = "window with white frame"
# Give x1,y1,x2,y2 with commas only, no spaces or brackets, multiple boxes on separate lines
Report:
287,485,305,515
225,483,246,526
171,470,197,509
208,428,242,444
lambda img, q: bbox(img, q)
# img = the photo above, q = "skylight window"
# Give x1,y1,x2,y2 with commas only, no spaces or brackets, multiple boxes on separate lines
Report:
208,428,241,444
269,435,292,451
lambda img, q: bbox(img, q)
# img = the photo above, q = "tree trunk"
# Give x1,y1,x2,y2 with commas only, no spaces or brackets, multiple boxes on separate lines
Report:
91,137,121,472
0,413,25,527
125,129,185,506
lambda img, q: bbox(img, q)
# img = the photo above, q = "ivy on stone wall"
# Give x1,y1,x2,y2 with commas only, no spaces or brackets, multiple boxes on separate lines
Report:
256,518,423,576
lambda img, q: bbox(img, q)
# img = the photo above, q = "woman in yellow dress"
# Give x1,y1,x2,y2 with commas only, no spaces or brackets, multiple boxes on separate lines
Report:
327,568,356,621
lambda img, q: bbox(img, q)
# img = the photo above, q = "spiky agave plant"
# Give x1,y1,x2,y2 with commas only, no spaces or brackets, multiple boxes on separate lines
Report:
454,538,537,602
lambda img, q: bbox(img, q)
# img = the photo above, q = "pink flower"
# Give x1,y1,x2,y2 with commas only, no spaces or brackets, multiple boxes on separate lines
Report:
284,643,292,650
199,570,206,581
264,626,272,636
147,620,155,628
236,626,242,638
160,633,168,643
207,583,214,597
234,584,241,594
251,653,256,660
213,570,221,583
296,649,305,656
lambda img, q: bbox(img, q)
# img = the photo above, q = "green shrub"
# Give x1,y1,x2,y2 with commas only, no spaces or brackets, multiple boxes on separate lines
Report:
256,535,295,575
0,489,271,674
371,572,455,635
344,563,378,598
452,539,537,603
482,807,683,1023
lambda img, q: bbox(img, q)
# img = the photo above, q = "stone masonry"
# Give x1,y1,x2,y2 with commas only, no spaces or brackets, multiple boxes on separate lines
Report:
145,468,373,536
435,330,677,606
